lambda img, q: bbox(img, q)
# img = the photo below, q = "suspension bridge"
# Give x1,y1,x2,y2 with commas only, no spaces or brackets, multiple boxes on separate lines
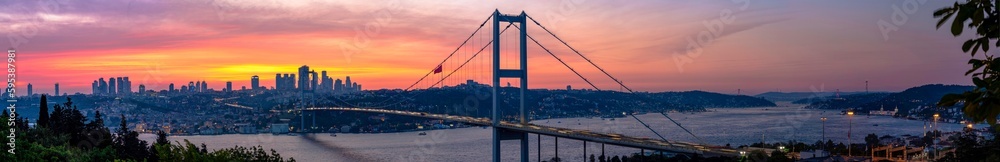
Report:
294,10,741,161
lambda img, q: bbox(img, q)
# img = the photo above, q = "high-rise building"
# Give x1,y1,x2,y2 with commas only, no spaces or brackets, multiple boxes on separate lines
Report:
274,74,281,90
320,71,333,92
181,85,187,92
352,82,359,91
226,81,232,92
138,84,145,93
310,71,318,92
116,77,124,94
54,83,59,96
334,79,343,92
109,78,117,95
98,78,107,95
27,83,32,97
201,81,208,92
91,81,98,95
345,76,353,91
290,74,296,90
123,77,130,94
169,83,175,92
188,81,195,92
251,75,260,90
298,65,310,92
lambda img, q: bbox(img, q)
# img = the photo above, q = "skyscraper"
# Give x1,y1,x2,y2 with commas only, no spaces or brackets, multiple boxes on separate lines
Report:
98,78,107,95
27,83,32,97
92,81,98,95
116,77,124,94
289,74,296,90
138,84,145,93
201,81,208,92
54,83,59,96
275,73,282,90
123,77,130,94
169,83,175,92
334,78,343,93
109,77,117,95
188,81,195,92
345,76,352,91
226,81,232,92
298,65,310,92
251,75,260,90
310,71,318,92
321,71,332,92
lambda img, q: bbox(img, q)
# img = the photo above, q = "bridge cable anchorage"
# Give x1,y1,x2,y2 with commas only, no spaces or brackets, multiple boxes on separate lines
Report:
660,112,705,145
525,15,634,93
513,24,600,91
629,114,671,144
367,22,516,109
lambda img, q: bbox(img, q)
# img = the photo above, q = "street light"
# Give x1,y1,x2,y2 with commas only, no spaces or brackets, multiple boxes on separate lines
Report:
932,113,940,159
847,110,854,157
821,117,827,156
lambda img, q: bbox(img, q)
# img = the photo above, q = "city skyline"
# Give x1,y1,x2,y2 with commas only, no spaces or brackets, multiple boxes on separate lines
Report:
2,0,980,95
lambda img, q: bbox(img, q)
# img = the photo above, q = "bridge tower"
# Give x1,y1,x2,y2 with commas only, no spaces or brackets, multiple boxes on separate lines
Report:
492,10,529,162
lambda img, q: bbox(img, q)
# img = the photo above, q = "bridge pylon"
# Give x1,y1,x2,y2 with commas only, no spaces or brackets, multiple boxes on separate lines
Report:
492,9,530,162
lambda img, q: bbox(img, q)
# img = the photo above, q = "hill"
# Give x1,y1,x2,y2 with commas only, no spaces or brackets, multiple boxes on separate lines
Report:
799,84,973,117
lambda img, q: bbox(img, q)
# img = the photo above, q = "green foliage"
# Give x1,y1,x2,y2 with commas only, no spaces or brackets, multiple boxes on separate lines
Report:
113,114,152,161
38,95,48,128
3,96,296,162
865,133,881,148
936,0,1000,132
939,130,1000,162
155,139,295,162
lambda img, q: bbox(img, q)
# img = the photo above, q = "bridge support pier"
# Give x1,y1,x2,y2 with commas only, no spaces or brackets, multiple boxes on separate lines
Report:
554,137,559,160
521,134,528,162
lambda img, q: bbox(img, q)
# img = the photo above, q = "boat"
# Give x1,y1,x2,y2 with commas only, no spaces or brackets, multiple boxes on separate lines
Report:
418,132,427,136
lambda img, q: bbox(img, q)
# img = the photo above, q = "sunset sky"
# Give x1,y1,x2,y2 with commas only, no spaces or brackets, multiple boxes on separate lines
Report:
1,0,984,95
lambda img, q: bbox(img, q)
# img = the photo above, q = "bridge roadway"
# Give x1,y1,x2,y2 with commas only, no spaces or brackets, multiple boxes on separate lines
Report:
297,107,741,157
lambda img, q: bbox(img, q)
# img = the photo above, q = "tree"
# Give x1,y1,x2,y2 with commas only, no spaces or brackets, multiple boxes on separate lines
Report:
610,156,620,162
590,154,595,162
114,114,152,160
865,133,881,148
935,0,1000,134
38,95,48,128
156,131,170,146
768,150,792,162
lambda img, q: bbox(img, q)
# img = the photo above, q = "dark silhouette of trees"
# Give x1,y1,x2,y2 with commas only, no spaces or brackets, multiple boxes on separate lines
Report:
37,95,48,128
156,131,169,146
113,114,152,160
865,133,881,148
935,0,1000,134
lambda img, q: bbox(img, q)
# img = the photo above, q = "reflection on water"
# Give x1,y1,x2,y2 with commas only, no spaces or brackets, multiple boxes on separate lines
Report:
140,104,975,162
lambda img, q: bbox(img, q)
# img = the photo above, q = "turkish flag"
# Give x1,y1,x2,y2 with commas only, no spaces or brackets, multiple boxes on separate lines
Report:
433,65,443,74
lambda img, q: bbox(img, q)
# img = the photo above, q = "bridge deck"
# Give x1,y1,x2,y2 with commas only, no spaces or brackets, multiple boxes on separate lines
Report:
299,107,741,157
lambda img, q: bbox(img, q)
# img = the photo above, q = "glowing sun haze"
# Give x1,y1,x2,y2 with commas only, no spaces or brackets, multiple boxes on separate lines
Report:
1,0,978,95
